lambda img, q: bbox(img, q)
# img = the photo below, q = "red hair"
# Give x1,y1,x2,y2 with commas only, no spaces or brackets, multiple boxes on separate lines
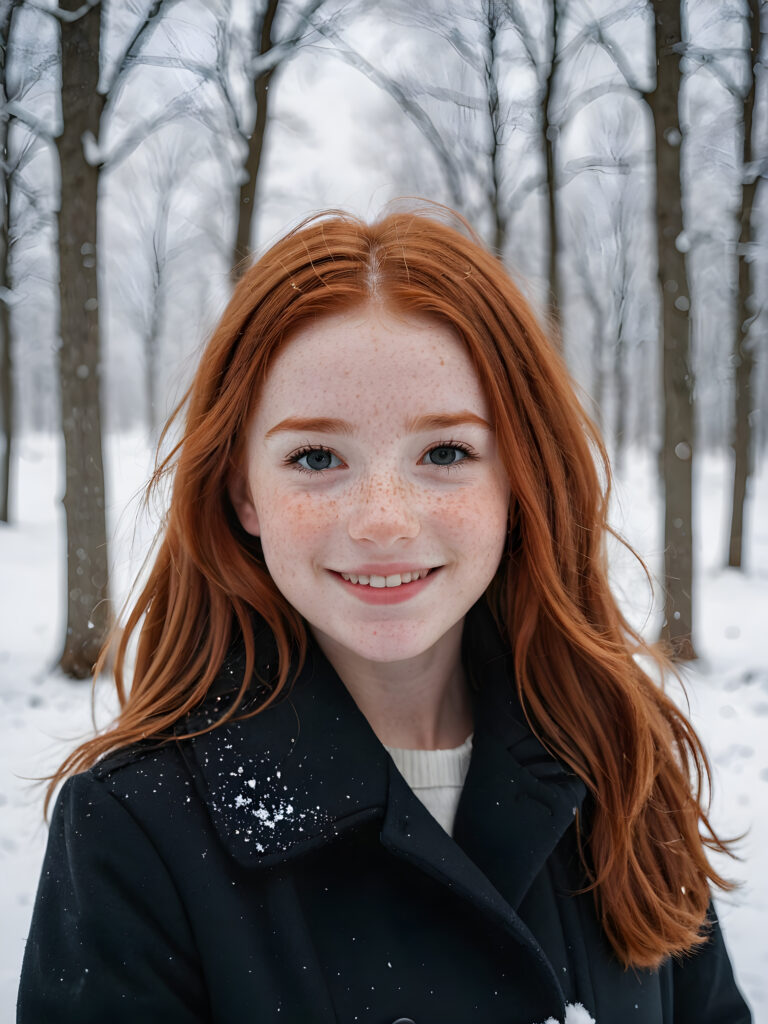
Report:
50,206,734,968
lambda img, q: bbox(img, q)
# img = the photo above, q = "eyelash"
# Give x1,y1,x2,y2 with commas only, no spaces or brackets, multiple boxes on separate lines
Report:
283,440,479,475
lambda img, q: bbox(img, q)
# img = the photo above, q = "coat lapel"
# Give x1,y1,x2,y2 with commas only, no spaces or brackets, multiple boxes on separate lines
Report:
379,758,569,1002
453,730,585,910
453,602,587,911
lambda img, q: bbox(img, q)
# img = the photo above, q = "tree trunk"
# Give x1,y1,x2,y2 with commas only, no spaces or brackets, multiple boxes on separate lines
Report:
613,323,627,477
581,274,606,433
231,0,279,277
145,188,172,436
727,0,761,568
0,166,10,524
648,0,695,660
145,282,162,436
542,0,561,342
484,3,506,257
0,186,10,524
613,208,630,476
0,1,18,524
56,1,110,678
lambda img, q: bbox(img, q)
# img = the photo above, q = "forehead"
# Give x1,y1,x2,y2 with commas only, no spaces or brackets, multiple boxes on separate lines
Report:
256,304,488,419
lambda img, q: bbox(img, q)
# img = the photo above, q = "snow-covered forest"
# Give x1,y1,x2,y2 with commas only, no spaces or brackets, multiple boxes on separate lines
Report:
0,0,766,1020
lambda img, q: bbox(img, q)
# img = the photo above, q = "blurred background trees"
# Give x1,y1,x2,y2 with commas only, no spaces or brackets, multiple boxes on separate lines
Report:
0,0,765,675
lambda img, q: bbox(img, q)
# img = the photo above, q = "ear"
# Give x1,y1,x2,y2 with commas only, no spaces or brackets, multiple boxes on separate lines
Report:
227,463,261,537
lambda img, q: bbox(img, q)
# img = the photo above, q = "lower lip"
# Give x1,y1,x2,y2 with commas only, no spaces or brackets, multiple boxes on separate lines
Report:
330,568,441,605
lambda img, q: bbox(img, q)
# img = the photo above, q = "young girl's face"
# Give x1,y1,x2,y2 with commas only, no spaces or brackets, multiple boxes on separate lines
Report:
230,303,510,668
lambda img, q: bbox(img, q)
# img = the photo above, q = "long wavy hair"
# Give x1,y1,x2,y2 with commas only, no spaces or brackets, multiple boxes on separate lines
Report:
50,206,733,968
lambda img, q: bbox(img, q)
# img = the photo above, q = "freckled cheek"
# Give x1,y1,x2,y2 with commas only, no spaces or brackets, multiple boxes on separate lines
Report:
259,495,342,574
430,489,508,558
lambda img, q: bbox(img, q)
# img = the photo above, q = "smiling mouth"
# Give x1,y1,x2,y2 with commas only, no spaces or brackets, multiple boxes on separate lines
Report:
335,568,438,589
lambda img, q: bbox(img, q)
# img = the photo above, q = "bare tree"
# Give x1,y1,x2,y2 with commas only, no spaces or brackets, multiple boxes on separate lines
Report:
647,0,695,659
55,0,109,678
540,0,562,329
728,0,763,567
470,0,561,312
610,174,634,475
0,0,21,523
232,0,280,272
221,0,329,275
568,164,639,461
554,0,697,655
566,92,654,476
52,0,166,677
129,146,178,437
569,194,611,429
585,104,646,470
144,189,170,436
117,129,219,437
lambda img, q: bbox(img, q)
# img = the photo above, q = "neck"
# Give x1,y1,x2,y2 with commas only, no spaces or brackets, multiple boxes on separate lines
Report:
311,619,474,750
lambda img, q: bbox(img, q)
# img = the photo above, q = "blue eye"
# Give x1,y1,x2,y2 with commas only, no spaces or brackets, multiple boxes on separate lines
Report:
286,447,342,473
422,442,476,468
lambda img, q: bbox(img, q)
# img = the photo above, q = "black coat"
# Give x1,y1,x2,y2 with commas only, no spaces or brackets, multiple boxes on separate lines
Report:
18,605,751,1024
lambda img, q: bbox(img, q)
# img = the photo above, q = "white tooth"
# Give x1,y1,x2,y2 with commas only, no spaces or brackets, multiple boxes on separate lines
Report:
400,572,412,584
369,574,386,588
419,568,430,579
385,574,403,588
348,573,359,584
358,574,370,585
341,573,350,581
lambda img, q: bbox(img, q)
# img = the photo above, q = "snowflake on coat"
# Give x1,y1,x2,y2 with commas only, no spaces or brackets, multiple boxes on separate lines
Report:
541,1003,596,1024
203,739,332,855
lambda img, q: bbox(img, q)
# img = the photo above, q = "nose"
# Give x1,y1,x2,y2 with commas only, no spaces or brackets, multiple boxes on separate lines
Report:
346,470,421,547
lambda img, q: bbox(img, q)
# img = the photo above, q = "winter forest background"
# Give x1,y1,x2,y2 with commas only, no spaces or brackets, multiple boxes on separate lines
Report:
1,0,767,1020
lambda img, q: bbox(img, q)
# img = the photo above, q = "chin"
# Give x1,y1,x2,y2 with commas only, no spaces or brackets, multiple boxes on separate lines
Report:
351,641,430,665
318,620,452,666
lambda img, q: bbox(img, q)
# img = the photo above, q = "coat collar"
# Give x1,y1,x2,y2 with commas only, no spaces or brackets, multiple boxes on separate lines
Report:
178,629,390,866
179,600,587,901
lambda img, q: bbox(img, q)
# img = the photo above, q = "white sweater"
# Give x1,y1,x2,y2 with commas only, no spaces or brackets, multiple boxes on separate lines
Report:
384,733,473,836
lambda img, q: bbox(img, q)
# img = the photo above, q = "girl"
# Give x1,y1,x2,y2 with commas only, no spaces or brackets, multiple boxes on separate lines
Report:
19,208,751,1023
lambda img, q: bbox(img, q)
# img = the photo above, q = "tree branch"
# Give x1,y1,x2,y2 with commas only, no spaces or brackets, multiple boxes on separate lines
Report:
118,52,216,77
112,0,165,78
560,153,636,184
5,168,46,210
98,83,211,169
311,21,464,207
559,0,647,68
25,0,99,24
685,47,744,99
503,0,537,68
281,0,327,45
3,99,55,140
505,170,547,214
589,24,647,93
557,81,641,127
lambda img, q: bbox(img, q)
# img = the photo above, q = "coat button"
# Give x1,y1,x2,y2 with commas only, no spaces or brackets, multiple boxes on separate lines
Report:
391,1019,415,1023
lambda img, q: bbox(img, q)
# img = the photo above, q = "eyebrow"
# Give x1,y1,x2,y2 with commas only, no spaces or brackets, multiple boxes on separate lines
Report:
264,411,491,439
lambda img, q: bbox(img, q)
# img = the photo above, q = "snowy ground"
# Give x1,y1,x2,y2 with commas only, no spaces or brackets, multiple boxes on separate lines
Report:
0,433,766,1023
